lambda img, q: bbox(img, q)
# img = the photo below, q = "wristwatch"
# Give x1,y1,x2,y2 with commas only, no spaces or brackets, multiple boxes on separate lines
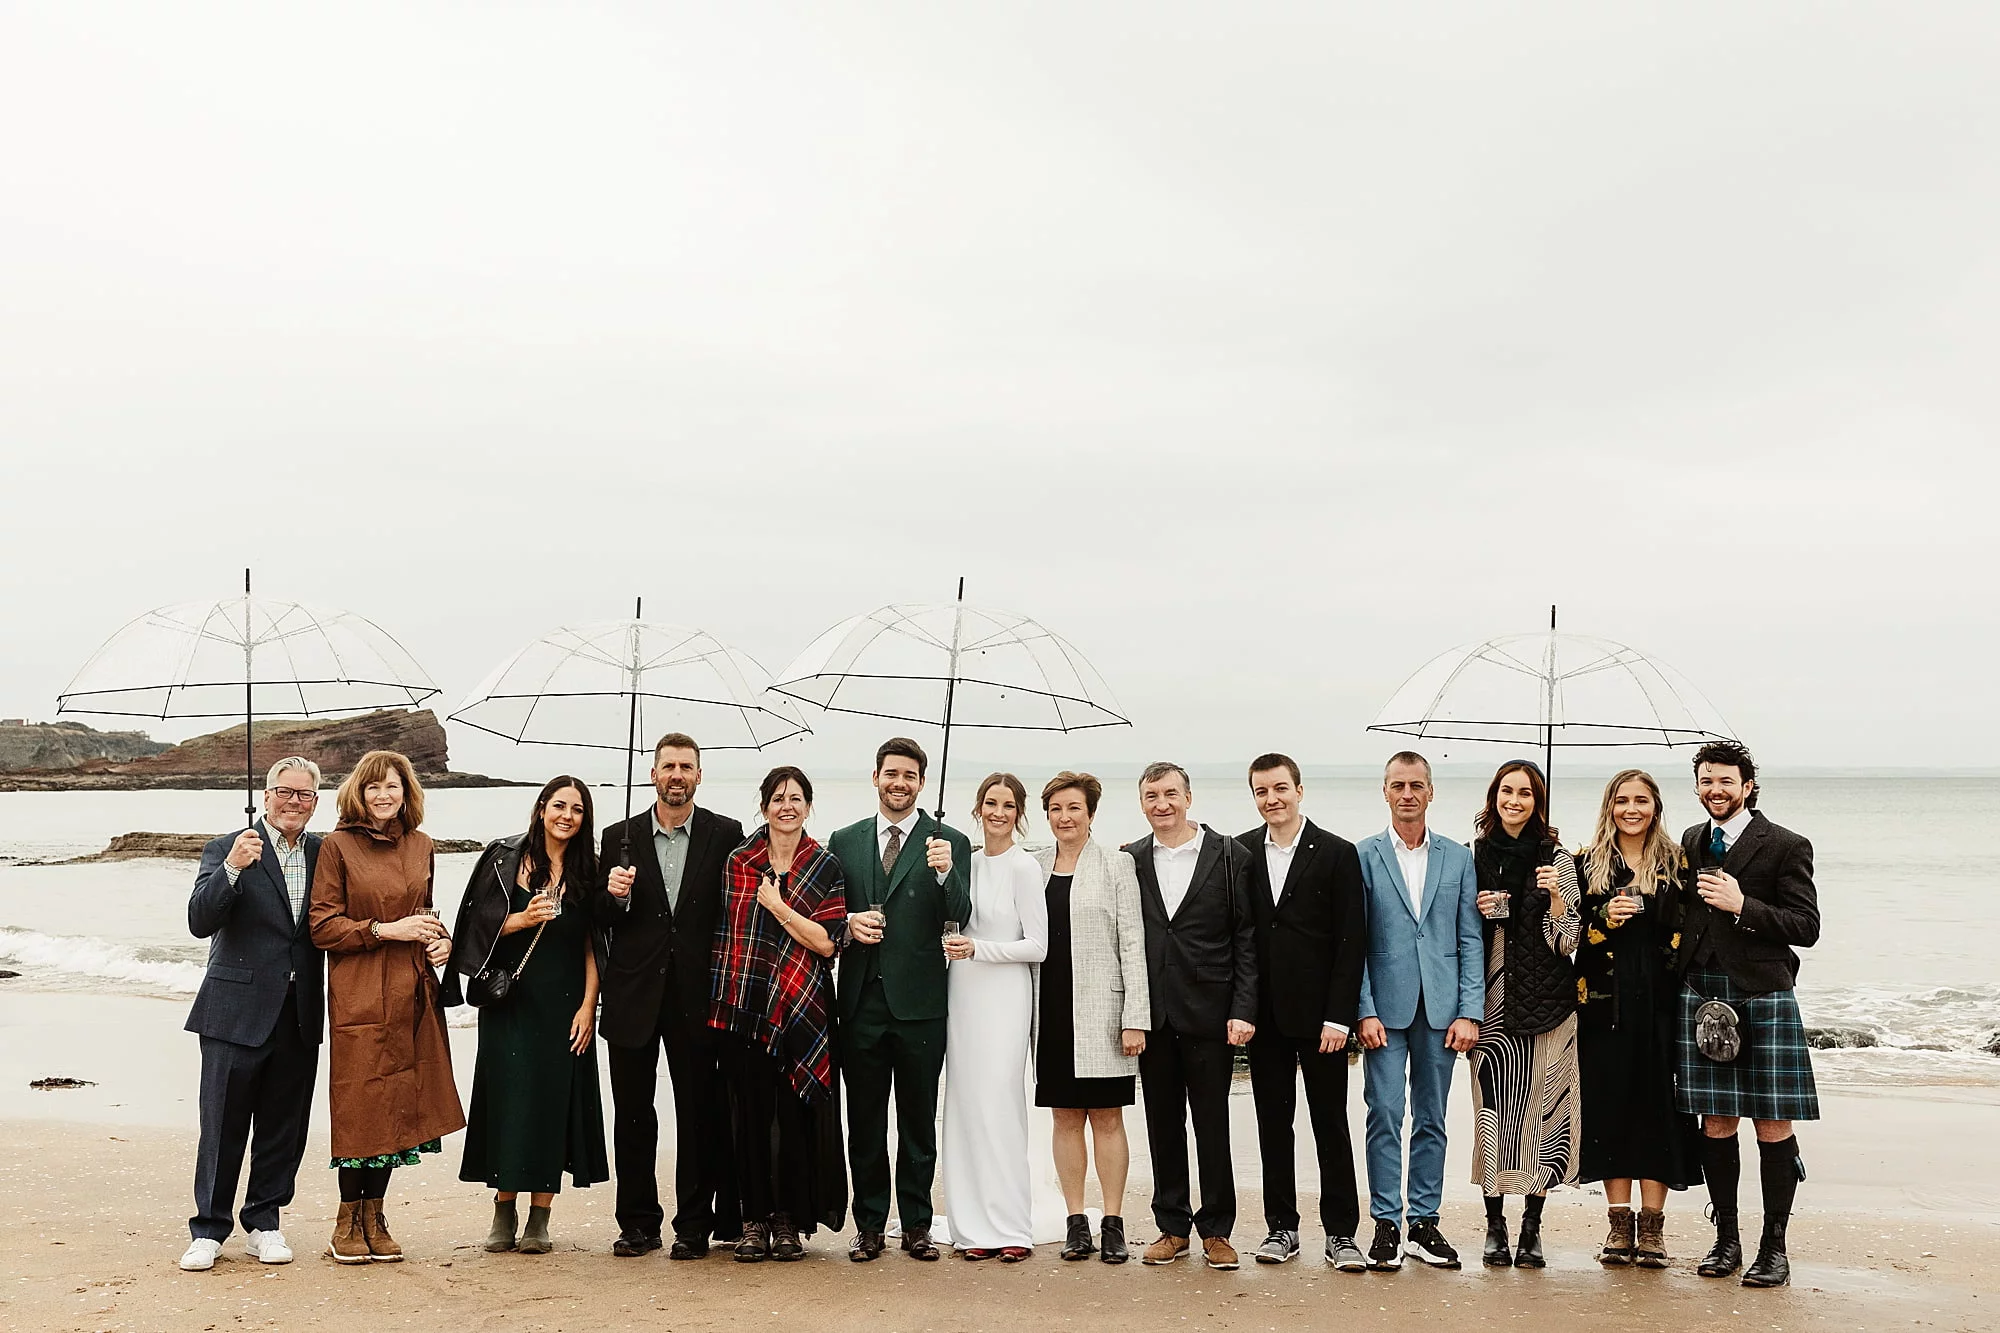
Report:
369,921,382,941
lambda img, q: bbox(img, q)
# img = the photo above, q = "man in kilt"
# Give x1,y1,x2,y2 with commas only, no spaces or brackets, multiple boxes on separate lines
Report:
1674,741,1819,1289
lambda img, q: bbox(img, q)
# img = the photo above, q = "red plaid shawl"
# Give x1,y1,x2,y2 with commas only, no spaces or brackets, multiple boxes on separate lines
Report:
709,827,847,1102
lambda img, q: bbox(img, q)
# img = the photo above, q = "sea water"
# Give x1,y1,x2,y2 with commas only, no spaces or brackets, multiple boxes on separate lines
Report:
2,770,1994,1087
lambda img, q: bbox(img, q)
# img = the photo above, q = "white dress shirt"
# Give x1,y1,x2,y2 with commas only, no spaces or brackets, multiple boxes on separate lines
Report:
1390,825,1430,917
1152,827,1206,918
1709,805,1754,851
878,809,948,884
1263,822,1303,906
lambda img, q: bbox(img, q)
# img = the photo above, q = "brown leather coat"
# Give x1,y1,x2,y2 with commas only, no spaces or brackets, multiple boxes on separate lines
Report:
308,822,465,1159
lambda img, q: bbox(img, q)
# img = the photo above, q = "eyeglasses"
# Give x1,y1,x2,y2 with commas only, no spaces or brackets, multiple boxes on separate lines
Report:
268,787,319,804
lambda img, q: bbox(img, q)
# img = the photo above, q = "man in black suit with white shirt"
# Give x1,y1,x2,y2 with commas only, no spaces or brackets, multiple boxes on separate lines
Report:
594,732,746,1259
1124,762,1258,1271
1236,754,1368,1271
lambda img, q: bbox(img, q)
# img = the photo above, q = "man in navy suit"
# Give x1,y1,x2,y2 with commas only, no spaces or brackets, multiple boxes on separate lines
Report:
1355,751,1483,1273
180,757,326,1271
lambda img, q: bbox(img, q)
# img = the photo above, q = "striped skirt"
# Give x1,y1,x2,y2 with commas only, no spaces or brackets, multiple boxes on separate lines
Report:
1470,1014,1580,1195
1674,969,1820,1122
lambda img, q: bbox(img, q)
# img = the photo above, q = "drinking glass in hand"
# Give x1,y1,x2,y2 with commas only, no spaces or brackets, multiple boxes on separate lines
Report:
1480,891,1511,921
1620,885,1647,915
941,919,961,945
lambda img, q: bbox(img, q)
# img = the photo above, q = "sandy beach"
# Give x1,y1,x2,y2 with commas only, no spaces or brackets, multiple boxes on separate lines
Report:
4,991,1997,1333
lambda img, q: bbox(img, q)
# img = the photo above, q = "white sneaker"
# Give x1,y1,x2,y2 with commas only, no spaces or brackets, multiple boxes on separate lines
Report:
245,1230,294,1264
179,1238,222,1271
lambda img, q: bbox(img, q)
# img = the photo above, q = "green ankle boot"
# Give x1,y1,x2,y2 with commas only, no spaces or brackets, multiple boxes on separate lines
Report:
484,1198,518,1252
518,1205,553,1255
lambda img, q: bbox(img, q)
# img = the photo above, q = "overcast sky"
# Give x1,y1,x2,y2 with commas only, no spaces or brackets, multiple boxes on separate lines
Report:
3,2,1996,782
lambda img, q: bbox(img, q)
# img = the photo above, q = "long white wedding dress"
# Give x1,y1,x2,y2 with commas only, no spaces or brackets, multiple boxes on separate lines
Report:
939,844,1054,1250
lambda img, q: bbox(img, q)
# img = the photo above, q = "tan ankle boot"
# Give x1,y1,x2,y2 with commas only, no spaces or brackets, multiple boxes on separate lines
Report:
328,1201,370,1264
1635,1207,1669,1268
360,1199,404,1262
1598,1206,1635,1265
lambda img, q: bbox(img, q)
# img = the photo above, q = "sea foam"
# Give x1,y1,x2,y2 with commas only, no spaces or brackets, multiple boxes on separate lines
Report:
0,926,205,998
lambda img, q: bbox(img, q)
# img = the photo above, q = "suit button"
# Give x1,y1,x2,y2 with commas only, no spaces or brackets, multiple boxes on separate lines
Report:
659,968,668,975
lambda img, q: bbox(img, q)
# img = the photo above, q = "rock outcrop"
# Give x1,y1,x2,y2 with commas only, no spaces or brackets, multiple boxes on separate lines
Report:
36,831,484,864
0,721,168,773
0,709,518,791
115,708,452,779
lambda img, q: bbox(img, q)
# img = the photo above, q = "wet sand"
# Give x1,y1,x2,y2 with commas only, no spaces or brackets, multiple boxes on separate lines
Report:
4,991,1998,1332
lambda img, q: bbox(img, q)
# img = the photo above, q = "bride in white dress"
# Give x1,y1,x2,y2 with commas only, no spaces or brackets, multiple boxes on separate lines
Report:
940,773,1050,1259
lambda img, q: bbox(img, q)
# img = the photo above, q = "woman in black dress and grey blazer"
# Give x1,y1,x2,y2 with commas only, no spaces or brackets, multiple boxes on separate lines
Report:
1030,772,1149,1265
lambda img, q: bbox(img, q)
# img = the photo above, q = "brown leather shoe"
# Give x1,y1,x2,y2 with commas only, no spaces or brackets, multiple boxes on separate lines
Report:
1201,1237,1240,1270
360,1199,403,1262
327,1201,370,1264
1635,1208,1670,1269
1143,1233,1190,1265
901,1227,941,1261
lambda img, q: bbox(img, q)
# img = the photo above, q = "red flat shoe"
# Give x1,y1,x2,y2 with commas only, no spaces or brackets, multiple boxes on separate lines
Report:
959,1247,996,1261
999,1246,1032,1263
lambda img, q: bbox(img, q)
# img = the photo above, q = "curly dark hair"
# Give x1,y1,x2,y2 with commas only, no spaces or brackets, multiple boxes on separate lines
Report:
1692,740,1758,808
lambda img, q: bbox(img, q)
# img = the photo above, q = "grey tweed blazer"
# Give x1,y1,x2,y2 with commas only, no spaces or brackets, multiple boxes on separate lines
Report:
1033,839,1151,1078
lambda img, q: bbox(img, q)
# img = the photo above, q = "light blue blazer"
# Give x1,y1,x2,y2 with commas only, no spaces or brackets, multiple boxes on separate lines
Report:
1354,829,1484,1030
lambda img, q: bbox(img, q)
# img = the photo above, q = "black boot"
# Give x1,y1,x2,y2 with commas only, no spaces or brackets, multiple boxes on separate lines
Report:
1514,1216,1546,1269
1698,1205,1742,1278
1061,1214,1095,1261
1742,1215,1791,1287
1481,1198,1512,1268
1099,1215,1129,1264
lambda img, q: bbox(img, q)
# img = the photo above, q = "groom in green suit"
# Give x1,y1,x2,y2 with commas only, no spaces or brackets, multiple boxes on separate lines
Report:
830,737,972,1261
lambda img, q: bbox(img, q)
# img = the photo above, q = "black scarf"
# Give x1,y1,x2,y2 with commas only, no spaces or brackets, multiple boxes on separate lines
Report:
1475,825,1576,1037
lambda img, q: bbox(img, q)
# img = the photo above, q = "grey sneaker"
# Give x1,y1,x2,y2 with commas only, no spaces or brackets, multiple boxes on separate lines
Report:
1255,1230,1300,1264
1326,1235,1367,1271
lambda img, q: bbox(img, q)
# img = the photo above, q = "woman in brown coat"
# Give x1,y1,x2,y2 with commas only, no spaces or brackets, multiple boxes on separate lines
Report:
308,749,465,1263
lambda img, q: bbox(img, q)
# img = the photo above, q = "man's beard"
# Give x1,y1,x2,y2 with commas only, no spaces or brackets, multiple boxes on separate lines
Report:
658,783,693,808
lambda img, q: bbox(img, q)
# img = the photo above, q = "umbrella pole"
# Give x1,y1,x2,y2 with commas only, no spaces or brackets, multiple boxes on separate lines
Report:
933,577,965,825
1544,603,1557,797
623,597,642,867
243,568,256,830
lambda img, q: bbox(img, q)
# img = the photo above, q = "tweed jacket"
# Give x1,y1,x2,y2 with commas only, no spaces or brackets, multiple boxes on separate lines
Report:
1032,838,1150,1079
186,821,324,1048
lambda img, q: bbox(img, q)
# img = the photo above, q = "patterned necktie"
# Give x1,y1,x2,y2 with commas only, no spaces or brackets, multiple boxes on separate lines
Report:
882,824,903,879
1709,825,1727,866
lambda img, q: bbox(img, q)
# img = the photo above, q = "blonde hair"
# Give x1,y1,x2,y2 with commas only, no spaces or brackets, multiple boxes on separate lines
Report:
1579,768,1679,898
335,750,425,831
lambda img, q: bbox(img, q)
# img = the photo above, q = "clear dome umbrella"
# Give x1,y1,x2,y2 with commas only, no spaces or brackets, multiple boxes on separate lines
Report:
447,600,811,859
771,580,1130,820
56,570,440,826
1366,607,1737,790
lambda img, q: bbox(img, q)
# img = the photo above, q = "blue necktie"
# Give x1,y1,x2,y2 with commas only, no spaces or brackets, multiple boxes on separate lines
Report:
1709,825,1727,865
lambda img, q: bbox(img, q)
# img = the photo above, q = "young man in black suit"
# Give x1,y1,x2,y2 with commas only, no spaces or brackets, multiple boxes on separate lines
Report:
1237,754,1368,1271
1674,740,1819,1289
1125,762,1258,1271
596,732,746,1259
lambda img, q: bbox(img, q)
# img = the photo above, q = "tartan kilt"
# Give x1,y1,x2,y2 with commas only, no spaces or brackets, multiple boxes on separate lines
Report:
1675,969,1820,1122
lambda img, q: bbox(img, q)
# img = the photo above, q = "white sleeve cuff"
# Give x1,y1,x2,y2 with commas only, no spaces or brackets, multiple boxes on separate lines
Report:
224,863,242,885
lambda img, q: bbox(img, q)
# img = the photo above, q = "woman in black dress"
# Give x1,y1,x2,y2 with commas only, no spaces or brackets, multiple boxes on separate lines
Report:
447,776,609,1255
1030,772,1149,1266
1574,768,1699,1269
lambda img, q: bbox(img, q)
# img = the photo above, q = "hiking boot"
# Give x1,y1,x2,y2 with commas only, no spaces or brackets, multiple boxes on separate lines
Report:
1598,1206,1634,1266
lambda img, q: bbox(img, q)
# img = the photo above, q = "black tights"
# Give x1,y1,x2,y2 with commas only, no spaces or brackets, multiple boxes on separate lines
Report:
1484,1194,1546,1221
338,1166,393,1202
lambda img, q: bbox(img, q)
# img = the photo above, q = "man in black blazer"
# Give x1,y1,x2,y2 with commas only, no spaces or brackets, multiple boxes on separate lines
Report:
1236,754,1367,1271
1674,740,1819,1290
180,757,326,1271
595,732,746,1259
1124,762,1258,1271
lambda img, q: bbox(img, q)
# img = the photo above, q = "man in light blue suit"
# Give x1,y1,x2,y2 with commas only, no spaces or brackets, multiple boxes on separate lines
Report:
1355,751,1483,1273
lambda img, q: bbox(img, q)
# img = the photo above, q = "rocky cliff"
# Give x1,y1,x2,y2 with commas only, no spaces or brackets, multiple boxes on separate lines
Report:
0,709,519,790
0,721,169,773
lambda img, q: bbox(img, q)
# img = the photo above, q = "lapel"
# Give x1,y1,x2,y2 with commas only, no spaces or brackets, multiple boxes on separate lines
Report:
1175,828,1224,922
1415,833,1449,924
673,808,712,920
881,812,929,904
1128,834,1167,919
1723,811,1769,871
1273,821,1319,915
1370,834,1417,920
625,813,669,912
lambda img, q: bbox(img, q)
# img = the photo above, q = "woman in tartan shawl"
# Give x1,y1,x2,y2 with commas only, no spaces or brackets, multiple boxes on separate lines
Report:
709,765,850,1261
